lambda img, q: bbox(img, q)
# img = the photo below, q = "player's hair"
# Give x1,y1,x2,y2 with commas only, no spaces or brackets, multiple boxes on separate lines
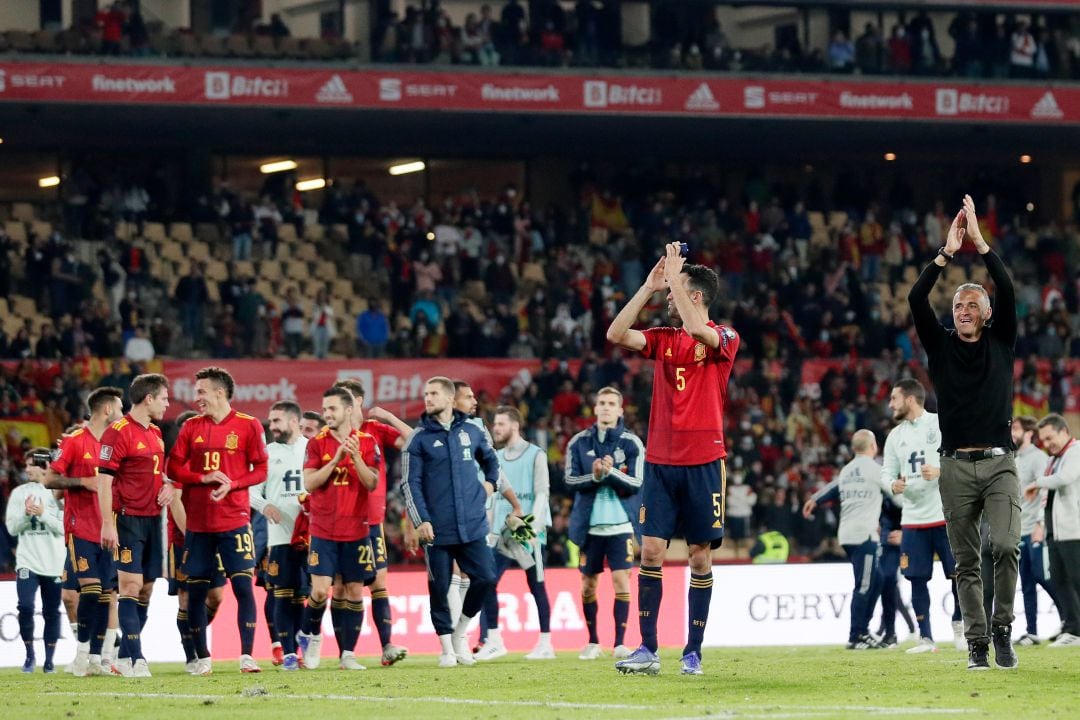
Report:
87,386,123,415
175,410,199,427
333,379,365,401
682,264,721,307
494,405,522,425
1037,413,1070,434
893,378,926,406
851,429,876,454
1015,415,1038,435
129,373,169,406
453,380,471,393
270,401,302,420
323,386,353,406
195,366,236,400
596,386,622,401
427,376,456,396
953,283,990,309
302,410,323,423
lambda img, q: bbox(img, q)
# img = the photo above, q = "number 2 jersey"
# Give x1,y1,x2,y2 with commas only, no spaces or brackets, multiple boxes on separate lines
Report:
250,437,308,548
304,427,380,542
167,410,269,533
98,414,166,517
641,322,739,466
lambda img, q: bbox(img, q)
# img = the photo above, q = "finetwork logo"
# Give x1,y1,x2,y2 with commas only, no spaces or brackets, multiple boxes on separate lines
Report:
1031,91,1063,119
685,83,719,111
316,74,353,104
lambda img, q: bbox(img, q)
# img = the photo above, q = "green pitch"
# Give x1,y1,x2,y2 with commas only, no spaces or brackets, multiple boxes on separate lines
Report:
6,646,1079,720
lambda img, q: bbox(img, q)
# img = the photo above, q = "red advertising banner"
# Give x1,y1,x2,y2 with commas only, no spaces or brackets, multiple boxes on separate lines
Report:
1,61,1079,124
161,358,538,420
209,566,686,660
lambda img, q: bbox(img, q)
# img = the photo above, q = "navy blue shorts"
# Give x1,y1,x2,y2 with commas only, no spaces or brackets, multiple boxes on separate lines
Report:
900,525,955,579
168,542,226,595
62,553,79,591
641,460,726,548
116,514,163,579
308,535,375,585
579,533,635,575
182,525,256,580
368,524,388,573
268,544,310,595
879,541,901,578
67,534,116,589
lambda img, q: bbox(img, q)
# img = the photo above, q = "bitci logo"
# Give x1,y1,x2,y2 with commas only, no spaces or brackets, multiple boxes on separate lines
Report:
205,71,230,99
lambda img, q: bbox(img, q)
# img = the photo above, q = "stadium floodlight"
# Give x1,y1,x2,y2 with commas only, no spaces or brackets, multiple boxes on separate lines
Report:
389,160,425,176
38,176,60,188
1020,155,1032,164
260,160,298,174
0,137,5,144
883,152,897,162
295,178,327,192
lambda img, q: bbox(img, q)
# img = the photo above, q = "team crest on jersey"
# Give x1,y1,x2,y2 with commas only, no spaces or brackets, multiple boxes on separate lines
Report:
614,449,626,465
77,557,89,572
899,553,909,570
268,561,279,577
694,343,707,361
225,433,239,451
100,446,113,461
927,429,939,445
120,548,133,565
458,431,472,447
308,551,319,566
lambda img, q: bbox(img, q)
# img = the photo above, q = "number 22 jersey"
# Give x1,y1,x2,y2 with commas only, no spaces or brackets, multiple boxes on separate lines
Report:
304,428,380,542
641,322,739,466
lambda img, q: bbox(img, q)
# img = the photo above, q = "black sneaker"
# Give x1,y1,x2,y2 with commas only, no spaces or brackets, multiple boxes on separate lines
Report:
967,641,990,671
879,635,898,649
846,634,879,650
992,625,1018,669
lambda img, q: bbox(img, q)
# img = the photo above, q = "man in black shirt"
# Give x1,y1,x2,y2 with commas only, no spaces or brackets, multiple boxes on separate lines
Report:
908,194,1020,671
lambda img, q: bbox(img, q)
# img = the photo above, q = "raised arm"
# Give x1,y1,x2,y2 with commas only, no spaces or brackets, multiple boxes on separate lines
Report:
663,242,720,348
606,256,667,352
909,209,964,354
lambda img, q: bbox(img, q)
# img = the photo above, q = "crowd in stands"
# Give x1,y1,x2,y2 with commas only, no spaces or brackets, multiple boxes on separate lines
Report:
3,158,1080,570
4,1,1080,80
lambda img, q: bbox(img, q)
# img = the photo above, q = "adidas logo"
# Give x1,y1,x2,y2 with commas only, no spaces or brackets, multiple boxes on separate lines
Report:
433,440,443,447
83,452,94,460
316,74,353,104
194,435,205,444
685,83,719,111
1031,91,1063,119
136,441,146,450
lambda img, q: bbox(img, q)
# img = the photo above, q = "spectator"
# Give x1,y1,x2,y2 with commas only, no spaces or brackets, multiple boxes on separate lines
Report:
310,287,336,359
828,30,855,72
1011,21,1037,78
150,317,173,356
269,13,291,38
236,278,266,357
280,287,306,359
855,23,883,74
174,262,209,350
230,197,256,261
909,13,941,75
123,325,155,363
356,301,390,358
952,18,984,77
96,1,126,55
254,196,283,260
123,183,149,234
888,25,912,74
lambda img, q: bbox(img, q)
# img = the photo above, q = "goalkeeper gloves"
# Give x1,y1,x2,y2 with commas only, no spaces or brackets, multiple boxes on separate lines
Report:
505,513,537,544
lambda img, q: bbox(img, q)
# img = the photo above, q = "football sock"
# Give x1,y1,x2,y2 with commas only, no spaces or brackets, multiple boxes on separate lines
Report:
582,592,599,644
91,594,110,655
273,589,296,654
303,596,328,636
177,609,195,662
330,598,347,652
186,581,211,659
371,589,392,647
136,599,149,630
910,578,932,638
231,574,258,656
637,565,663,652
264,589,276,644
614,592,631,647
448,575,462,626
77,583,102,644
685,572,713,656
342,601,364,655
117,595,143,660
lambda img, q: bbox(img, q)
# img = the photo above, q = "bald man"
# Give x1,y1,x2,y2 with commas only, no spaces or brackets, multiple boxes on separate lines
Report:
804,429,888,649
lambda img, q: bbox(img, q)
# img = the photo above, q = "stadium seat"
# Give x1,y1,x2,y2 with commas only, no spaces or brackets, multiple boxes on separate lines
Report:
233,260,255,278
12,296,36,317
187,241,211,262
332,277,353,297
808,211,825,231
30,220,52,239
200,34,227,58
226,34,254,58
329,223,348,242
32,30,60,54
169,222,194,242
828,211,848,230
206,282,220,303
278,224,298,243
279,37,308,60
11,203,35,223
195,222,221,246
0,297,8,317
252,35,283,59
6,31,34,53
258,260,282,281
4,221,27,243
294,242,318,262
302,224,325,242
175,32,201,57
144,222,167,243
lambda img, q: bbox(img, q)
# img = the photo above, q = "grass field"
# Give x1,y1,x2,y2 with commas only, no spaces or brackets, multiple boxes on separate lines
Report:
7,645,1079,720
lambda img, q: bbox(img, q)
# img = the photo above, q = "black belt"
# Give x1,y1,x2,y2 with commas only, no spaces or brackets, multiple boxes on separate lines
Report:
941,447,1010,461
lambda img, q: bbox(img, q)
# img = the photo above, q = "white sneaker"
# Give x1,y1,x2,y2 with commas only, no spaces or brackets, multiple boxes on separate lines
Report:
613,644,632,659
132,659,152,678
185,660,198,675
905,637,939,654
64,661,75,674
438,652,458,668
114,658,134,677
304,634,323,669
338,651,366,670
1049,632,1080,647
239,655,261,673
473,641,508,661
87,655,103,677
194,657,213,676
452,633,476,666
952,620,966,651
525,643,556,660
72,649,91,677
578,643,602,660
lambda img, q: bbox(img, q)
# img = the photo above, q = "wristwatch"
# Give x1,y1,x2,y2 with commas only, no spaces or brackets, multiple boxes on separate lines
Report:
937,247,954,262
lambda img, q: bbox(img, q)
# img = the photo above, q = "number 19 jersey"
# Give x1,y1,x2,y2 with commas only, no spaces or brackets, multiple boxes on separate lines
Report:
641,322,739,466
255,437,308,548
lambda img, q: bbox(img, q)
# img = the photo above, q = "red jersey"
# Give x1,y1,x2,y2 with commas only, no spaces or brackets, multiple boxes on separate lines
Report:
360,419,402,525
291,493,311,550
167,410,268,533
167,504,184,548
98,415,165,517
640,322,739,466
50,428,103,542
303,428,380,542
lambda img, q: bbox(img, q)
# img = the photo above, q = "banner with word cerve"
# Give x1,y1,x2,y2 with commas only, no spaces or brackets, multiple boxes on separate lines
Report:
161,359,540,420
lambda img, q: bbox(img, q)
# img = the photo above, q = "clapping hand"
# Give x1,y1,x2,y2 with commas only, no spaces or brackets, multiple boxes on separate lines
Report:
962,194,987,250
944,210,965,256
